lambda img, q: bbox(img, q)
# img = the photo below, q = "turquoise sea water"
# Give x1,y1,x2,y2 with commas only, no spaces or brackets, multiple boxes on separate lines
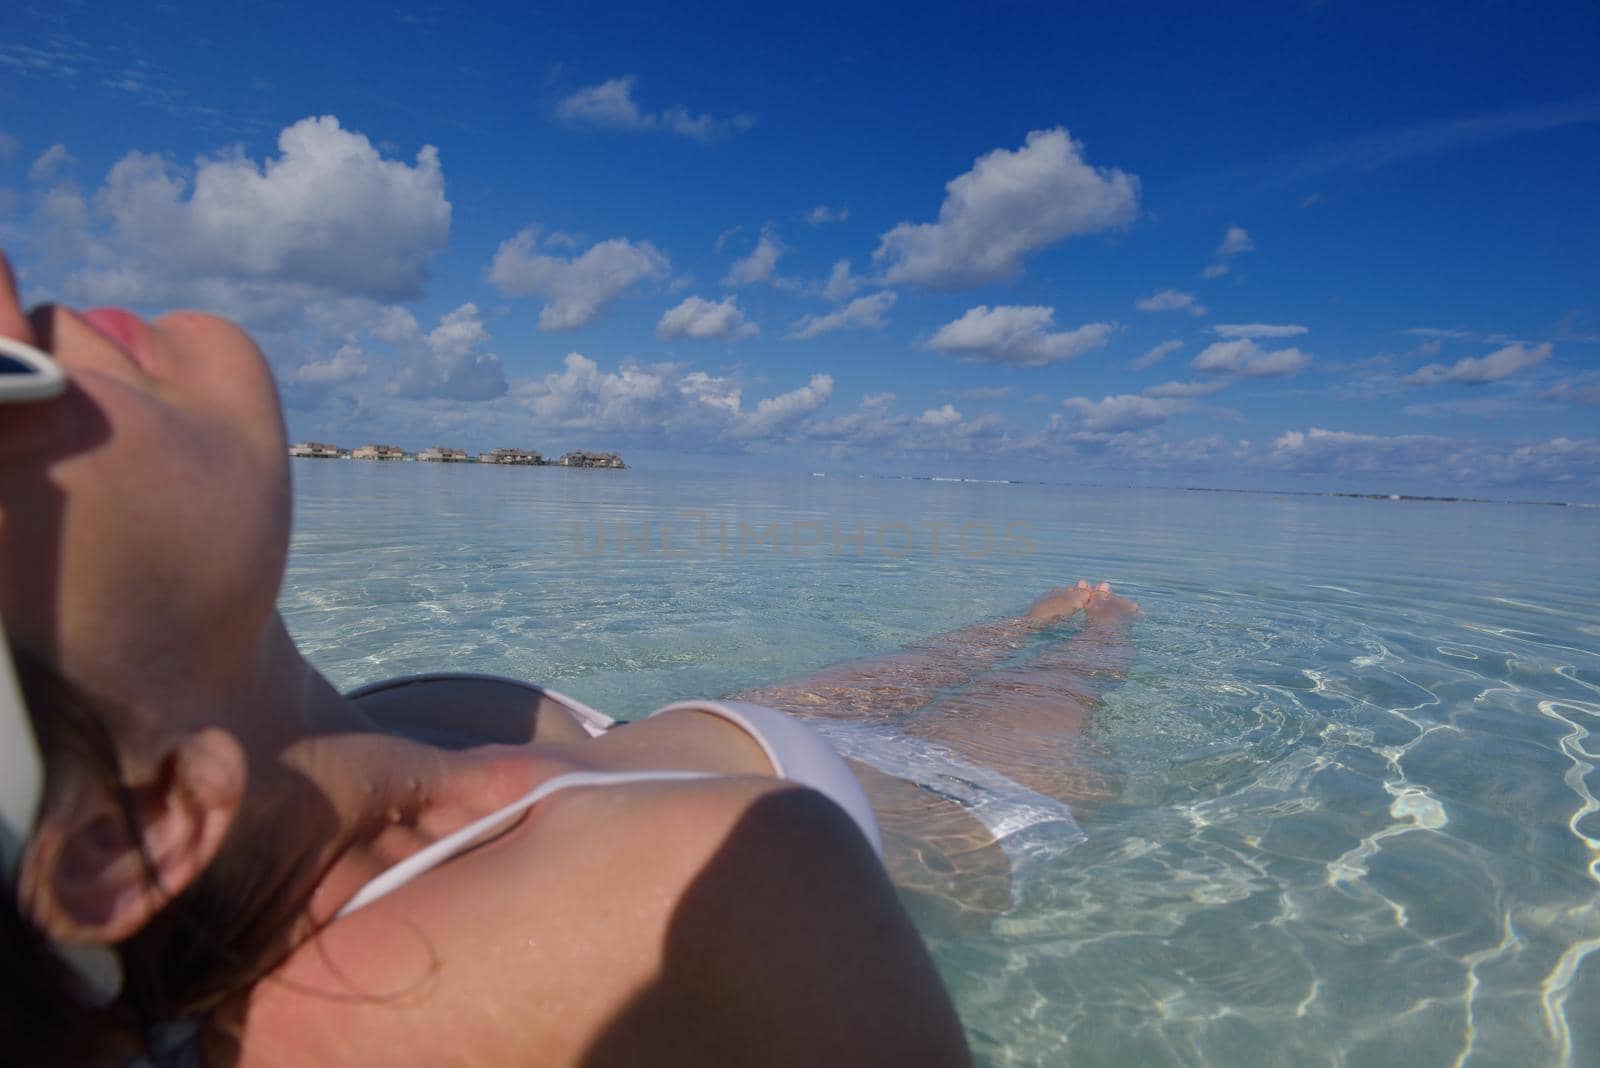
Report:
281,460,1600,1067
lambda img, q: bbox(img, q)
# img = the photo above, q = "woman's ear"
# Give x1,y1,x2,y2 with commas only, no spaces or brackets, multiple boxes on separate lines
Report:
22,727,245,943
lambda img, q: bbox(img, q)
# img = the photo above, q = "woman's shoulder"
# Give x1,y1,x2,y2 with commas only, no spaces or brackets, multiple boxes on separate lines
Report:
232,771,965,1067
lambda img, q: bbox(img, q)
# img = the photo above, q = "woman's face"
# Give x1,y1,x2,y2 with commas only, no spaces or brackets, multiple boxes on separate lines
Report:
0,252,291,720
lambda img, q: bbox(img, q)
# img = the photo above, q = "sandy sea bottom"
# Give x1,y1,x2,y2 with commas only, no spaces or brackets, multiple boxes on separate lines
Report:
281,460,1600,1067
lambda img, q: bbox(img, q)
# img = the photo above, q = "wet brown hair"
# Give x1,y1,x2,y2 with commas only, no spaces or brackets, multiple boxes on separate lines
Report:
0,643,313,1067
2,642,144,1065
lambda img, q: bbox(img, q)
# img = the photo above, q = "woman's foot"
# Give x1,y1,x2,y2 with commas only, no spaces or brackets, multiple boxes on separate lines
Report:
1027,580,1140,623
1085,581,1141,620
1025,580,1096,622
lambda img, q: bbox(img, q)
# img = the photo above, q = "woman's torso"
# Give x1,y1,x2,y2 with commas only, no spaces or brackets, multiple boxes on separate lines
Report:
223,687,788,1066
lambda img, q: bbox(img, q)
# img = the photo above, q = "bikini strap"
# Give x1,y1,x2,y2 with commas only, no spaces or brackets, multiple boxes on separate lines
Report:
334,769,715,920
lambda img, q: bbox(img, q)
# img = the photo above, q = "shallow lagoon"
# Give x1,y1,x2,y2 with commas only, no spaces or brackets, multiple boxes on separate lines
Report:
282,460,1600,1067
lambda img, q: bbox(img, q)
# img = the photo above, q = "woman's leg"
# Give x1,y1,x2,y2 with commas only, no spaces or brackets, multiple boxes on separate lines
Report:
727,582,1100,719
903,586,1138,806
732,582,1139,916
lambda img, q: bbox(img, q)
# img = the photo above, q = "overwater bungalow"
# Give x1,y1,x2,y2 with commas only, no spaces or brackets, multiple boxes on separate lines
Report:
288,442,341,459
559,450,626,469
351,444,408,460
479,447,542,465
417,446,472,463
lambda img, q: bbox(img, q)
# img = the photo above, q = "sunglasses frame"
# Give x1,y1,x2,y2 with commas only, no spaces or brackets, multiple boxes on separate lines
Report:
0,335,68,403
0,617,43,887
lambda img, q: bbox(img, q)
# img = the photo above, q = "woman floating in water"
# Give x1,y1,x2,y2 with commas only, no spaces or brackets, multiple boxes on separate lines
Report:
0,249,1134,1066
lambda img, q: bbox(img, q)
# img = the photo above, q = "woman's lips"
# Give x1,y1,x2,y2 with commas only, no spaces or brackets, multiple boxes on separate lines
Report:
81,307,149,370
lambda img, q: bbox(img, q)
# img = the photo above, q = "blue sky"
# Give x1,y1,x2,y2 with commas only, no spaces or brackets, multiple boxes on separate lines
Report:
3,2,1597,496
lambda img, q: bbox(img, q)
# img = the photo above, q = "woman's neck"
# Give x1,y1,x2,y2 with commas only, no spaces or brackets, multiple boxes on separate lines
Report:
133,616,536,1024
231,616,538,922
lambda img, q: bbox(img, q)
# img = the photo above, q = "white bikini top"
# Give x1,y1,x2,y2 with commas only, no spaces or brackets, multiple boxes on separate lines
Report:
335,692,885,920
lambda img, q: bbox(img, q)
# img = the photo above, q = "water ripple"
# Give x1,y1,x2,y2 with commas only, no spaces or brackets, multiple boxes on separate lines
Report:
281,464,1600,1067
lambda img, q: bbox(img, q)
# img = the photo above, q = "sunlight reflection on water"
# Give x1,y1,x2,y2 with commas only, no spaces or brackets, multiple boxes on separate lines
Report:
282,461,1600,1067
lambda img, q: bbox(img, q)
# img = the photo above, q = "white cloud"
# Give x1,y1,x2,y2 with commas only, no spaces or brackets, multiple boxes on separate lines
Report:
1201,263,1230,279
289,341,370,385
514,353,681,429
1268,426,1462,479
1271,427,1599,488
1023,414,1600,489
1401,393,1531,419
386,302,508,400
724,227,785,286
554,76,755,142
1212,323,1308,339
1275,426,1379,452
508,356,834,446
32,180,91,267
1216,226,1254,256
927,304,1116,367
788,291,897,340
805,391,909,447
873,127,1139,287
656,295,759,341
807,204,848,225
427,302,490,357
1060,393,1189,433
0,40,86,83
0,130,17,162
1142,378,1228,399
542,230,582,249
371,305,421,345
1499,437,1600,484
677,370,744,414
48,117,451,342
1192,339,1311,378
822,259,860,302
801,392,1005,455
958,385,1018,401
914,408,1007,450
1136,289,1205,316
27,144,74,184
64,116,451,320
489,226,669,329
735,373,834,438
1402,342,1552,386
1023,420,1226,471
1543,380,1600,406
1132,339,1182,370
1283,97,1600,182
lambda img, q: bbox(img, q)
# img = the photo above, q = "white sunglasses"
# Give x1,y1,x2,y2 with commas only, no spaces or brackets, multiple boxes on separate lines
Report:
0,335,68,403
0,334,63,892
0,617,43,898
